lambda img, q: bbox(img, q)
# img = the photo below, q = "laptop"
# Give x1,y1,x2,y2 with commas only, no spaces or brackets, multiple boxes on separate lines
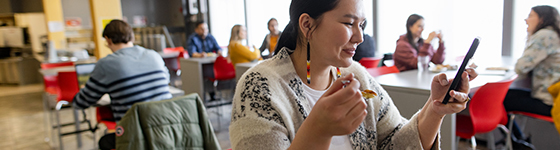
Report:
74,63,96,88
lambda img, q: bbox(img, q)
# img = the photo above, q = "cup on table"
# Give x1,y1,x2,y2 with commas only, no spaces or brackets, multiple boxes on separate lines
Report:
417,55,430,72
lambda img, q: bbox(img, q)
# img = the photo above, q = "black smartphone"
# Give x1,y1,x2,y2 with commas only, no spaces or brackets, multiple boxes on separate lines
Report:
442,37,480,104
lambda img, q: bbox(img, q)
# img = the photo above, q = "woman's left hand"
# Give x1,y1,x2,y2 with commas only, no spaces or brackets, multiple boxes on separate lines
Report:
428,68,478,117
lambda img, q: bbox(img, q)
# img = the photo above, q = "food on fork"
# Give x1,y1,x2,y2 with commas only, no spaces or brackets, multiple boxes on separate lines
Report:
362,89,378,99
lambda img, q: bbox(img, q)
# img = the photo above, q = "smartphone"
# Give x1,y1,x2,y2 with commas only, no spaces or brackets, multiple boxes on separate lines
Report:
442,37,480,104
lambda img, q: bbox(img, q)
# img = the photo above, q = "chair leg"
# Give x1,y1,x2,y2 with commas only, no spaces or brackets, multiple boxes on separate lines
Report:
72,108,83,148
455,136,460,150
42,93,52,143
487,132,496,150
506,115,516,150
470,136,477,149
55,107,64,150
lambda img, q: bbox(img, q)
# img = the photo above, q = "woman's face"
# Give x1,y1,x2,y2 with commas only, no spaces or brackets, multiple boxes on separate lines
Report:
268,20,279,34
525,10,540,34
239,26,247,40
309,0,365,67
409,19,424,39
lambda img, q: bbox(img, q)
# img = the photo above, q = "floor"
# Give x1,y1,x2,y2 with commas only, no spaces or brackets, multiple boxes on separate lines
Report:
0,84,231,150
0,83,499,150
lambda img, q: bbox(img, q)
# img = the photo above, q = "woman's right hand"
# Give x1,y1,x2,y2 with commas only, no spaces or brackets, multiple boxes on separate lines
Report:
304,73,368,137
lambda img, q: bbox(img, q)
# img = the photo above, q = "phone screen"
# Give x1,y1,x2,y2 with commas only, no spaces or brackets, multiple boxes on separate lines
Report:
442,37,480,104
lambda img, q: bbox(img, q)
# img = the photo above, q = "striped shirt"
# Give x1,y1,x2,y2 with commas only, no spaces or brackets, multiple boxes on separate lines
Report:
72,46,172,121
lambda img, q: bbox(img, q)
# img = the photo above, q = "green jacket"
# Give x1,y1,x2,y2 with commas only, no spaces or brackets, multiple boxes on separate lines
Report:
116,93,221,150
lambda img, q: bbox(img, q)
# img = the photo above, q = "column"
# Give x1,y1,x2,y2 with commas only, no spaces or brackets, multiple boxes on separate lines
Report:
89,0,123,59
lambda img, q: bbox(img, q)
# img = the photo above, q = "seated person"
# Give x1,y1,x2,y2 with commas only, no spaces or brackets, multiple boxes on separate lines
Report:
72,20,172,150
187,21,222,58
228,24,262,66
352,33,376,62
259,18,282,57
504,6,560,147
394,14,446,72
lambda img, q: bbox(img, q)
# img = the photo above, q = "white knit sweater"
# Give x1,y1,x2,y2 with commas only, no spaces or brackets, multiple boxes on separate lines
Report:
229,48,439,150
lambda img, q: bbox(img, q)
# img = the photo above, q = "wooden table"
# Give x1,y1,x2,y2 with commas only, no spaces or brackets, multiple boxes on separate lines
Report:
373,56,516,150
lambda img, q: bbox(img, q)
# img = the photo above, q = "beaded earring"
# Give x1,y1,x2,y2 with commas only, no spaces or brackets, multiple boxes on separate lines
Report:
306,42,311,84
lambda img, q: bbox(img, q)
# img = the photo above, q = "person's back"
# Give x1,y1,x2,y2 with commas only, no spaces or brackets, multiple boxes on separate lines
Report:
94,46,172,120
72,20,172,150
352,34,376,62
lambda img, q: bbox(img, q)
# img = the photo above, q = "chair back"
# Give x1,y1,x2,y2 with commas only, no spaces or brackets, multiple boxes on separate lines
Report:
41,61,74,69
213,55,236,80
469,75,516,133
56,71,80,102
359,57,381,68
97,106,117,130
366,66,400,77
41,62,75,94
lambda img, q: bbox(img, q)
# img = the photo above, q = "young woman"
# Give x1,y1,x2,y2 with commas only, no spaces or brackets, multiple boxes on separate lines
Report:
259,18,283,57
504,5,560,117
227,25,262,66
229,0,477,149
393,14,446,72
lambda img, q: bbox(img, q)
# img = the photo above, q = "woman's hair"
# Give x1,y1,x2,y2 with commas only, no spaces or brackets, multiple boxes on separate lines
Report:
102,19,134,44
229,24,243,42
405,14,424,51
531,5,560,38
274,0,341,53
268,18,278,26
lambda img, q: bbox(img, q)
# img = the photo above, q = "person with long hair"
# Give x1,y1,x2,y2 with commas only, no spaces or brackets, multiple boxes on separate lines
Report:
505,5,560,121
502,5,560,148
259,18,283,57
229,0,477,149
228,24,262,66
393,14,446,72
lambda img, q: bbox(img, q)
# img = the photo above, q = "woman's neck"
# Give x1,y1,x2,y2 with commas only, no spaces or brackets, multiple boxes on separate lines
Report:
414,37,420,43
291,46,333,90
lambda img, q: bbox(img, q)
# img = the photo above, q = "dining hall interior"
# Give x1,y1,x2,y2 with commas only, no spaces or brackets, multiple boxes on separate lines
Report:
0,0,560,149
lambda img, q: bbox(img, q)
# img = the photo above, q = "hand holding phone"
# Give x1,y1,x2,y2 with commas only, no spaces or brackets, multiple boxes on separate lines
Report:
442,37,480,104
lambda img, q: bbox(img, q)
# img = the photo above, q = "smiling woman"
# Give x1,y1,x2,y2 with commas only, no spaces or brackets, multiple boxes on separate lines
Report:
229,0,477,150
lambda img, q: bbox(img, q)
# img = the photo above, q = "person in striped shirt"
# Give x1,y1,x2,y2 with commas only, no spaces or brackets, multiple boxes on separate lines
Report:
72,19,172,150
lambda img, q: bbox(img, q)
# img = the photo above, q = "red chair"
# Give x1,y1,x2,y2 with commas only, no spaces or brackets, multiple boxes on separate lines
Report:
366,66,400,77
41,61,74,94
455,75,517,149
209,55,236,130
359,57,382,68
96,106,116,133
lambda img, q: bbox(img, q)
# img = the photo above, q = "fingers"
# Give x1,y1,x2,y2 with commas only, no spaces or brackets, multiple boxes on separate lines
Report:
324,74,361,105
465,68,478,81
324,73,354,96
449,90,469,103
433,73,449,86
458,71,470,93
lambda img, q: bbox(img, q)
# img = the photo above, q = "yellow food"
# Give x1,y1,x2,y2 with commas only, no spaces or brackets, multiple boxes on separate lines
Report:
362,89,378,99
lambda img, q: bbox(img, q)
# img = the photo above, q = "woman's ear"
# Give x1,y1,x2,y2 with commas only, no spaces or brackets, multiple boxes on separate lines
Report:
298,13,315,39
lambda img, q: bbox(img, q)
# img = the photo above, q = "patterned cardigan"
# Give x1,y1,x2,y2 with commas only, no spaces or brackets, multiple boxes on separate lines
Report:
515,27,560,105
229,48,439,150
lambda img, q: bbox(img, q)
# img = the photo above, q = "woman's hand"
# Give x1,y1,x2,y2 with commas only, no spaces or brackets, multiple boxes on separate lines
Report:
425,31,437,44
428,68,478,117
305,73,367,136
437,31,444,43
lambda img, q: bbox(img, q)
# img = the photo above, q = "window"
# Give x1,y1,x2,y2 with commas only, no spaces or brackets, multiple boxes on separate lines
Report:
208,0,246,48
377,0,503,64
